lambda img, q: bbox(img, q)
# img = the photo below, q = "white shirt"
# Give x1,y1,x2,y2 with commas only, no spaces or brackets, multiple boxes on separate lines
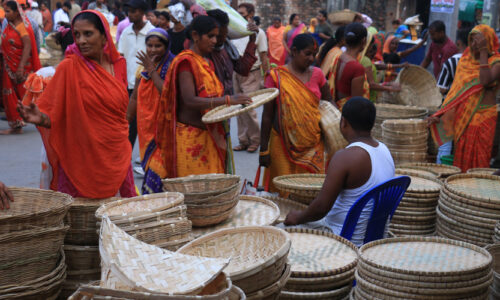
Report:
26,9,43,30
324,141,395,247
53,9,69,31
232,28,268,70
118,21,155,89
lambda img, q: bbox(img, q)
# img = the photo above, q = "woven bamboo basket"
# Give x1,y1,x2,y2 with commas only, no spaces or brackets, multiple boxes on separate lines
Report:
395,65,442,110
178,226,291,294
328,9,356,24
382,134,428,146
0,248,66,300
189,206,237,227
0,224,68,286
245,263,291,300
285,268,355,292
467,168,500,175
484,244,500,296
385,142,428,152
444,174,500,207
382,119,427,132
0,187,72,234
398,162,461,178
104,205,187,228
285,228,358,278
67,268,100,282
262,196,308,223
162,174,240,194
65,197,119,245
121,217,193,245
183,183,240,203
395,167,438,179
439,193,499,220
64,245,100,271
95,192,184,220
319,100,348,160
390,151,427,164
273,174,325,198
187,196,239,216
99,216,229,294
191,196,280,238
280,284,352,300
375,104,428,119
68,278,246,299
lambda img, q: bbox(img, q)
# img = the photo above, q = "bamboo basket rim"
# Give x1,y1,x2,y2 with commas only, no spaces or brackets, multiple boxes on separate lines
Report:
437,201,497,229
285,228,358,278
108,205,187,226
280,284,352,299
467,168,500,175
261,195,308,223
435,220,493,245
394,170,442,193
359,236,492,276
202,88,279,124
438,193,499,220
435,213,493,239
444,173,500,204
183,183,239,201
273,174,325,192
398,163,461,177
178,226,291,280
442,185,500,210
246,263,291,300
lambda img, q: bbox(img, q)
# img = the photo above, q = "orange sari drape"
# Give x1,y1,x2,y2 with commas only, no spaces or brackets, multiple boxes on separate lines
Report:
431,24,500,172
267,25,286,65
265,67,324,191
152,50,226,179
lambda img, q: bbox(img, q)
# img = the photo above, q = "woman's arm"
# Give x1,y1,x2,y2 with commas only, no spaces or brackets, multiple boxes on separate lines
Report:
365,66,400,92
479,51,500,86
259,100,274,167
150,70,164,93
127,77,141,122
16,35,31,80
283,31,290,55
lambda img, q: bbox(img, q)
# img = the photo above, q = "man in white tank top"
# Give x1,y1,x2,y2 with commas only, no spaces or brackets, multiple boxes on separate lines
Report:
284,97,395,247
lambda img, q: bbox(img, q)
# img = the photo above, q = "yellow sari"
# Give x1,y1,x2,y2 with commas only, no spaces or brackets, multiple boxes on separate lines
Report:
265,67,325,191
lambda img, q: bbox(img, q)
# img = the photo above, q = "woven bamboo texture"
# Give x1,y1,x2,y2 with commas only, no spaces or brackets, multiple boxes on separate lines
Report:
191,196,280,237
0,225,68,286
202,88,279,124
0,187,72,234
246,264,291,300
280,284,352,300
262,196,307,223
395,65,442,109
395,167,438,179
0,249,66,300
99,216,228,294
69,279,246,299
186,186,240,227
398,162,461,178
178,226,290,294
163,174,240,194
372,104,428,142
319,100,348,160
285,228,358,278
467,168,500,175
484,244,500,296
273,174,325,198
327,9,356,24
64,245,100,271
382,121,428,165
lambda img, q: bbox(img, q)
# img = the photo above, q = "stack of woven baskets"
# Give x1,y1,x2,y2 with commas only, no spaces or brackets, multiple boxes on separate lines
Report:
398,162,461,181
61,197,118,298
99,216,234,296
495,221,500,243
353,237,493,299
191,195,280,238
382,119,428,164
373,104,428,141
273,174,325,204
281,228,358,300
96,193,192,250
389,169,442,237
395,65,442,112
178,226,291,299
0,188,72,299
485,244,500,300
436,174,500,247
163,174,241,227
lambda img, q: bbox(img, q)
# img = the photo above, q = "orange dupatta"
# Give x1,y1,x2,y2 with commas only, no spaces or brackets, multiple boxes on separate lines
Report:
36,10,131,199
268,66,324,173
155,50,226,178
430,24,500,146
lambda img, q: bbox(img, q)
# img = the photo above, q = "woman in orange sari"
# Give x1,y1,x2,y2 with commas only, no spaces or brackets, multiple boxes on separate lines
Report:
429,24,500,172
260,34,333,192
143,16,251,191
18,11,136,199
126,28,175,194
1,1,40,135
267,17,286,66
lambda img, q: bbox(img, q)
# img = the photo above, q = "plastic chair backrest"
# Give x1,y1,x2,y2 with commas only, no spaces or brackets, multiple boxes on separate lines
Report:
339,176,411,244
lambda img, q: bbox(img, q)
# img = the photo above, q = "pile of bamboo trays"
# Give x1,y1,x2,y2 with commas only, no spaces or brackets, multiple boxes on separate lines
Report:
264,196,308,223
0,187,72,299
99,216,230,295
389,169,442,237
281,228,358,300
382,119,428,164
163,174,241,227
436,174,500,247
372,104,428,141
485,244,500,300
95,193,191,250
273,174,325,204
178,226,291,298
494,221,500,243
191,195,280,238
467,168,500,176
61,197,118,298
398,162,461,180
353,237,493,299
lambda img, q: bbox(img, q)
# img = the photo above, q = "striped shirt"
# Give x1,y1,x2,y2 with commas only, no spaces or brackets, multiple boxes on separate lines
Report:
437,53,462,91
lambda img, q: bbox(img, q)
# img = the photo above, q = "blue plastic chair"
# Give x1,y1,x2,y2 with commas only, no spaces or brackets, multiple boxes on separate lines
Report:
339,176,411,245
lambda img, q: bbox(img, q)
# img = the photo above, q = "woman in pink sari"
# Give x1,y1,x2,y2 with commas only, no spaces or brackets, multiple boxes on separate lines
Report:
283,14,306,63
1,0,41,134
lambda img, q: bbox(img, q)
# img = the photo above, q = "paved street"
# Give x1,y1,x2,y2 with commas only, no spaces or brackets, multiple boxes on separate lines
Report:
0,107,262,191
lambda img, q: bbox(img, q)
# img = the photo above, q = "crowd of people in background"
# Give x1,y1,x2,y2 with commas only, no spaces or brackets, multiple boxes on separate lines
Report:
0,0,499,235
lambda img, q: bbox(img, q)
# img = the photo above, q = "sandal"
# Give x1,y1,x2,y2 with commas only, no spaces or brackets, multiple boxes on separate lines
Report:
233,144,248,151
247,145,259,153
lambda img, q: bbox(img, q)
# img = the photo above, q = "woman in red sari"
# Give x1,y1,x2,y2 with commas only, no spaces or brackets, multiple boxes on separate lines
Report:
18,11,136,199
1,0,40,135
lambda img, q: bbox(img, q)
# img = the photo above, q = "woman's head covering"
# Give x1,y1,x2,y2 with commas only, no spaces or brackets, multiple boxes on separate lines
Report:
360,31,373,59
66,10,123,70
468,24,499,57
383,35,397,54
142,27,175,80
146,27,170,48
